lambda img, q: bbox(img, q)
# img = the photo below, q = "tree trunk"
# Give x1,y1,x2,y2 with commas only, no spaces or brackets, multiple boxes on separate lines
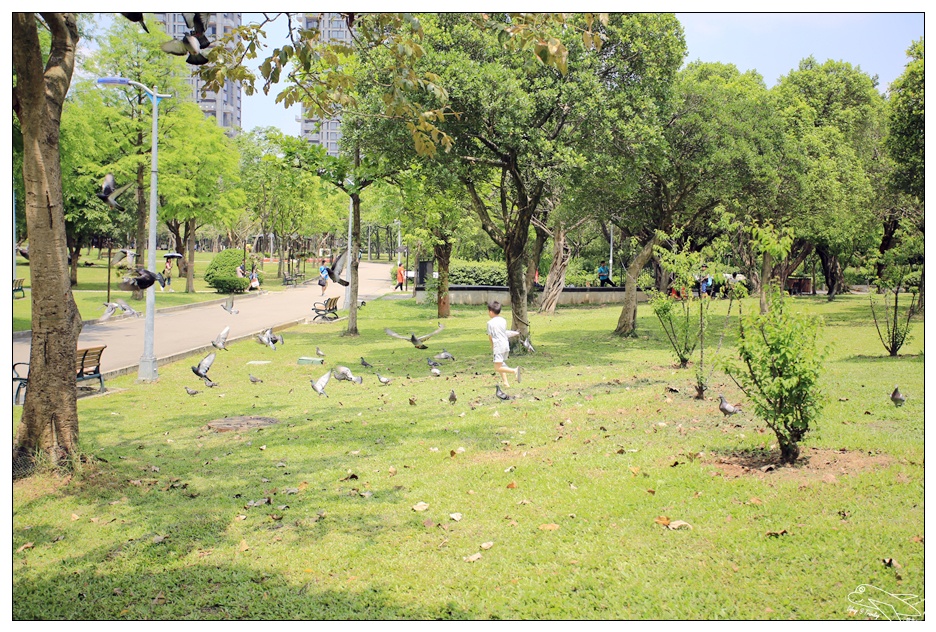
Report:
346,192,361,335
67,235,80,286
12,12,82,473
434,238,452,318
614,235,657,336
185,217,196,293
505,247,530,341
539,225,570,314
759,251,772,314
525,221,549,303
876,214,900,280
816,245,844,301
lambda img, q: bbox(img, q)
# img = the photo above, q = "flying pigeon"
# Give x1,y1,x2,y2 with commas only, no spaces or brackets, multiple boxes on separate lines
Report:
192,352,215,381
118,268,164,291
212,326,230,350
99,303,119,322
427,358,441,367
506,329,522,339
161,15,212,66
361,357,373,368
311,370,330,397
111,249,136,268
360,301,366,308
184,386,200,396
430,367,441,377
120,12,150,33
377,374,391,385
114,299,141,317
315,346,326,357
96,173,133,211
385,322,444,349
333,366,363,384
182,13,212,49
891,386,906,407
101,301,140,321
522,337,536,353
257,328,280,350
718,395,742,417
449,390,457,404
434,349,455,361
249,374,264,384
325,249,350,286
222,296,238,314
495,384,513,400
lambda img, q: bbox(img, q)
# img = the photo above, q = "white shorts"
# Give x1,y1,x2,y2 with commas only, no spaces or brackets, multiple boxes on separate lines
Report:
493,349,509,363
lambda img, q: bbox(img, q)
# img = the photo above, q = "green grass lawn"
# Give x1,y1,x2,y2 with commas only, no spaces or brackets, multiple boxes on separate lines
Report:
12,294,924,619
13,252,290,331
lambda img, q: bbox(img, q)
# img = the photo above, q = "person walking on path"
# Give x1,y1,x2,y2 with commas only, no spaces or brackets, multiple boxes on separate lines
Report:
486,301,521,387
318,262,329,296
395,265,405,291
597,261,616,287
162,257,174,292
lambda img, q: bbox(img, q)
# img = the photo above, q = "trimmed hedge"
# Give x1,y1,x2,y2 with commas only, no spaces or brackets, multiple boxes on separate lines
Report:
448,259,508,286
204,249,263,294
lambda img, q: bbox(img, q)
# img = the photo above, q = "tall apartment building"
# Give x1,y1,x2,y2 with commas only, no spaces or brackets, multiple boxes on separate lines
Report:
297,13,352,156
152,12,243,134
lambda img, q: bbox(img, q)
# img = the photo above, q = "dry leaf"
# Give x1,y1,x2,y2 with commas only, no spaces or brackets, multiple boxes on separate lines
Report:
646,489,655,495
388,466,397,477
464,552,482,562
749,497,763,505
765,529,788,538
71,513,80,521
450,513,463,521
259,445,266,450
506,481,518,489
539,523,560,531
239,539,249,551
911,535,924,543
667,520,693,530
480,541,494,550
235,514,247,521
455,447,466,454
629,466,640,476
16,542,34,553
654,516,671,526
412,502,430,512
152,592,166,605
423,518,434,528
152,535,167,544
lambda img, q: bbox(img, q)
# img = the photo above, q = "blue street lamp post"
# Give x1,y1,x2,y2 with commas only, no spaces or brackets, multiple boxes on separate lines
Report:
97,77,172,382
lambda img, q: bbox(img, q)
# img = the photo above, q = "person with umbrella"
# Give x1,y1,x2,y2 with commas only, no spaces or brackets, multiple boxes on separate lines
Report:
163,252,182,292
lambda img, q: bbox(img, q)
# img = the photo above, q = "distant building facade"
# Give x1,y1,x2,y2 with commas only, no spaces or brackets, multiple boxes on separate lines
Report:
297,13,352,157
153,12,243,134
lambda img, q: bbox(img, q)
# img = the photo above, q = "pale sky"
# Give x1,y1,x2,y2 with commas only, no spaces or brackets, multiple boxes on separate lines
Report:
239,10,925,136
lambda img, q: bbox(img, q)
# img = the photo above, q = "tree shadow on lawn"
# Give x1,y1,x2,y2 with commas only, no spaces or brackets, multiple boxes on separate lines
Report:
706,445,893,482
840,352,924,363
12,557,477,619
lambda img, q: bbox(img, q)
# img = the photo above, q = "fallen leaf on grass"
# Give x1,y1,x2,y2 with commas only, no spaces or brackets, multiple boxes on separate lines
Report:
239,540,249,551
423,518,435,528
388,466,397,477
539,523,560,531
450,513,463,521
16,542,34,553
480,542,494,550
911,535,923,543
667,520,692,530
464,552,482,562
765,530,788,538
152,592,166,605
646,489,655,495
71,513,80,521
749,497,763,505
235,515,247,521
654,516,671,526
506,481,517,489
412,502,430,512
629,466,640,476
152,535,168,544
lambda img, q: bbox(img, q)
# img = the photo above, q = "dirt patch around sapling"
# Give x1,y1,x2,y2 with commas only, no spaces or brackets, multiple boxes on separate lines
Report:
708,446,893,482
206,416,280,432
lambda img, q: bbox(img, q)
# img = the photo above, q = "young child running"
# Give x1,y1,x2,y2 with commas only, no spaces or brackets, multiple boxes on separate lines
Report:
486,301,521,387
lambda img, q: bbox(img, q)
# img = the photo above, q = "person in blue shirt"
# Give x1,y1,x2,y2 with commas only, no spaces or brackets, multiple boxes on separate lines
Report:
318,263,329,296
699,265,713,296
597,261,616,287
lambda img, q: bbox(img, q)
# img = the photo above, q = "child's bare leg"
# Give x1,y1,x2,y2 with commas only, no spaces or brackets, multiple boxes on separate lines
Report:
494,361,518,387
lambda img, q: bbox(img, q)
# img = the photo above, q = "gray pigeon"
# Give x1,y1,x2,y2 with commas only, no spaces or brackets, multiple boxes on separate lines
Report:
249,374,263,384
430,367,441,377
495,384,513,401
449,390,457,405
718,395,741,416
385,323,444,349
161,27,210,66
311,370,330,397
222,296,238,315
434,349,455,361
427,357,441,367
99,303,119,322
111,249,136,268
203,378,219,388
333,366,363,384
115,299,140,317
119,268,164,291
361,357,373,368
212,326,230,350
96,173,133,211
522,337,536,354
184,386,200,396
120,13,150,33
891,386,906,407
192,352,215,381
376,374,391,385
256,328,282,350
315,346,326,357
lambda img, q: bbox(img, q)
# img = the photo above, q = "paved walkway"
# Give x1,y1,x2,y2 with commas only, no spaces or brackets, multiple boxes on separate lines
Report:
12,260,404,381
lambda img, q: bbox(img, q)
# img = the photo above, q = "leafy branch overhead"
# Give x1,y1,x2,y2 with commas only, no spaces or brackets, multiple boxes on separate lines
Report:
196,12,610,157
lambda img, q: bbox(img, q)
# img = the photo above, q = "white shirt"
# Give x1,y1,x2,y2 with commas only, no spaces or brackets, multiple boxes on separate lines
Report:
487,316,509,354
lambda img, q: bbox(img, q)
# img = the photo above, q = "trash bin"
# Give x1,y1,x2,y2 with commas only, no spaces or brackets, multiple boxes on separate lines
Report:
417,260,434,285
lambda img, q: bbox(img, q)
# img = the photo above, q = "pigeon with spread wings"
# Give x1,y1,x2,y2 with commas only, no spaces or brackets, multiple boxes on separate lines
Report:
325,249,350,287
97,174,133,211
311,370,330,397
118,268,164,291
385,323,444,349
212,326,230,350
192,352,215,382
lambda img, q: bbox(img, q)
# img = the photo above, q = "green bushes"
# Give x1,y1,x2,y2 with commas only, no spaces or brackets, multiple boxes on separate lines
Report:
204,249,258,294
448,259,508,286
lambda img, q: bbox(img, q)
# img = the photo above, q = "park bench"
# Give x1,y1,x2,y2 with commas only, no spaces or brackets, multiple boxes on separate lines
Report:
283,272,306,286
13,278,25,299
13,345,107,405
312,296,340,321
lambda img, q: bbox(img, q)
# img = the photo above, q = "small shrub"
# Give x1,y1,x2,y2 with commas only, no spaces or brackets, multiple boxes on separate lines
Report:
721,287,826,464
870,269,916,357
448,259,508,286
204,249,253,294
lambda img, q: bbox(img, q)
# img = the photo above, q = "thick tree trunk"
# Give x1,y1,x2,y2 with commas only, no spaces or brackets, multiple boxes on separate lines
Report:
614,235,657,336
525,222,549,303
67,236,80,286
816,245,844,301
539,225,571,314
12,12,82,473
434,239,452,318
185,217,196,293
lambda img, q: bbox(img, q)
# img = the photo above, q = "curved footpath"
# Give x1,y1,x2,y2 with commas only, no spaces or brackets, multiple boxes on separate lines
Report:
12,260,402,383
